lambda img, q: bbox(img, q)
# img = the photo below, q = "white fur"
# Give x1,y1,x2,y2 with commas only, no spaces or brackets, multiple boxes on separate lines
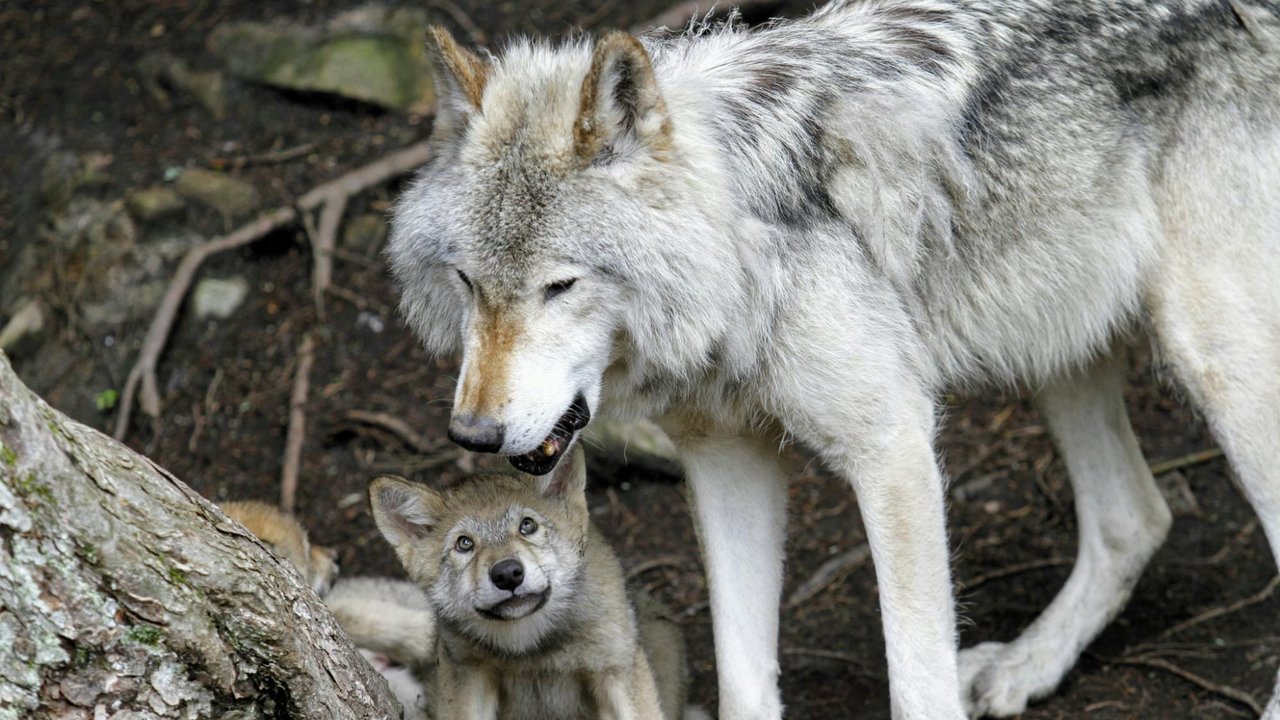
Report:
388,2,1280,717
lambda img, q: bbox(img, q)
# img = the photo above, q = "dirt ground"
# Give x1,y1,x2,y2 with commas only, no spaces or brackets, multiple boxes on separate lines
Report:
3,1,1278,718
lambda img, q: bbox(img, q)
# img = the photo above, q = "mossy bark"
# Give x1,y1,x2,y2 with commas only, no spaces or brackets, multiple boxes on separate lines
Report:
0,351,403,720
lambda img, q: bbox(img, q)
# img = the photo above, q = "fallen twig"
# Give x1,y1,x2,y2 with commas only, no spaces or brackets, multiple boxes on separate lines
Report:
1109,655,1262,716
281,334,316,514
625,555,688,580
113,141,432,441
343,409,439,455
786,543,871,608
1149,447,1224,476
959,556,1073,592
114,206,298,440
299,142,432,316
781,647,884,679
1154,575,1280,642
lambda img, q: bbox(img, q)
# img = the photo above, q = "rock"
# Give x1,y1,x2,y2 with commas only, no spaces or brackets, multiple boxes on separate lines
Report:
173,168,259,219
1157,470,1202,518
0,299,47,358
126,186,186,223
137,53,229,119
207,5,435,112
583,419,682,478
341,213,387,254
192,276,250,320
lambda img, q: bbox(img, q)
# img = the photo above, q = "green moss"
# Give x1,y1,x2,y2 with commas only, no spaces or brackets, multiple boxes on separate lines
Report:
15,473,54,504
167,566,187,585
0,443,15,466
73,646,92,666
127,624,164,646
79,542,99,565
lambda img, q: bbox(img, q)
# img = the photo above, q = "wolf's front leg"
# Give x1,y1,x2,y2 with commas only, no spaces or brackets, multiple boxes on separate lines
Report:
833,424,965,720
770,346,966,719
436,661,498,720
673,430,789,720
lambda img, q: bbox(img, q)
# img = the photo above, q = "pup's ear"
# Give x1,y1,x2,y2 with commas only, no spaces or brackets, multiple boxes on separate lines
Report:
368,476,444,551
425,25,490,137
536,444,588,499
574,31,671,164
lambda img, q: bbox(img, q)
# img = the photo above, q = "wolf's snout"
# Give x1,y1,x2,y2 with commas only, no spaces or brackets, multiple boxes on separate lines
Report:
489,558,524,591
448,413,504,453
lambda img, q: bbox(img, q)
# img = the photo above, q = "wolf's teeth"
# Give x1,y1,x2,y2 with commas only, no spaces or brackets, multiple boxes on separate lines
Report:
540,440,556,457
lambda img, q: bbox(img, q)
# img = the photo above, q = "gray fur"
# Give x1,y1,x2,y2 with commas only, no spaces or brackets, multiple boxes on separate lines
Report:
388,2,1280,717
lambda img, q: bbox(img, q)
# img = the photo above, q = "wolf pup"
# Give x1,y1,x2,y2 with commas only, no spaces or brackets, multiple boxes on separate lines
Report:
388,2,1280,718
369,446,692,720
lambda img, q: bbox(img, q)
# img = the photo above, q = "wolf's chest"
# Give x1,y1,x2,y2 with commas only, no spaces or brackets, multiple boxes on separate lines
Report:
496,672,593,720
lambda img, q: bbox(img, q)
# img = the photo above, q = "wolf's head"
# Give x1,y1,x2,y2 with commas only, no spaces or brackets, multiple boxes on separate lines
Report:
389,28,749,474
369,446,592,653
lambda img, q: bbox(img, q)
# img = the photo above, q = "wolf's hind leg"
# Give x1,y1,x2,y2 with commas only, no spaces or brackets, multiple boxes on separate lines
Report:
1147,239,1280,718
676,432,788,720
959,349,1172,718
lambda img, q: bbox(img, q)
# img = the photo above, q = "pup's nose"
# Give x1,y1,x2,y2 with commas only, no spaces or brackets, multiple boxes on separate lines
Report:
448,413,504,453
489,558,524,592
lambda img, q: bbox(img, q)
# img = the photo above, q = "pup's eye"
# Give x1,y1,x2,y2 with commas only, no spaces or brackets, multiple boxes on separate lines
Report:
519,517,538,536
456,270,473,290
544,278,576,301
455,536,474,552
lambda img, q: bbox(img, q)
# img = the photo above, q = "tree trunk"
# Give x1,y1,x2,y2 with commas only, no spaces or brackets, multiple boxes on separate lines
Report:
0,351,403,720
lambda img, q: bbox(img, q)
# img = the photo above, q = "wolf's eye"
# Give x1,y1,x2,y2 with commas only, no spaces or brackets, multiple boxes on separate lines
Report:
455,535,474,552
456,270,473,290
519,517,538,536
544,278,576,302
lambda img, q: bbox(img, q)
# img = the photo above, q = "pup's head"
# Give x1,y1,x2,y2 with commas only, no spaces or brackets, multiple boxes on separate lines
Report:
389,28,736,474
369,446,591,653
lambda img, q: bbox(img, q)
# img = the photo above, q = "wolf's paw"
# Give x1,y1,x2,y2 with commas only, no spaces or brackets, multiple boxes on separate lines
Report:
958,642,1037,718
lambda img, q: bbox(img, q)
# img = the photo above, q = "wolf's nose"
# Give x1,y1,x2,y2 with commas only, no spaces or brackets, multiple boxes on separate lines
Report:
489,558,524,591
448,414,504,453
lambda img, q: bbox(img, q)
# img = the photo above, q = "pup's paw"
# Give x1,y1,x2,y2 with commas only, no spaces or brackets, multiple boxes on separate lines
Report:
958,642,1034,718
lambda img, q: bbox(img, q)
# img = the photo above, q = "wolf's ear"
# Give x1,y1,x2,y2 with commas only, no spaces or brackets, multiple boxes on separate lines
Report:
537,444,588,499
369,476,444,550
425,25,490,136
574,32,671,164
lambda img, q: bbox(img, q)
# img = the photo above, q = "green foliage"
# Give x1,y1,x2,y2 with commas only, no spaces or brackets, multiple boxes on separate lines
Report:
127,624,164,646
94,389,119,412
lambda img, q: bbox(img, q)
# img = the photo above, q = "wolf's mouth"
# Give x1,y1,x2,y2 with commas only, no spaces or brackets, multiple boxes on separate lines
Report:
477,589,550,621
509,393,590,475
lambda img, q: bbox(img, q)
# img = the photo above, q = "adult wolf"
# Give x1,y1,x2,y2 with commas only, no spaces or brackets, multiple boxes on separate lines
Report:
388,0,1280,717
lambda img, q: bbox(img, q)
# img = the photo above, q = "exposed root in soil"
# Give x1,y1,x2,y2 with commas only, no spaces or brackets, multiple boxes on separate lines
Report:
1106,655,1262,716
281,333,315,514
113,141,434,514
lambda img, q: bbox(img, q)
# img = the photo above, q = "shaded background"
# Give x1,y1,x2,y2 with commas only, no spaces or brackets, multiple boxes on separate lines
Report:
1,1,1276,717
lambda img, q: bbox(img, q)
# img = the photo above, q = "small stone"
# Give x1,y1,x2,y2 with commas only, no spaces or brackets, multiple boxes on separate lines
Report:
173,168,259,219
192,277,249,320
0,299,47,358
126,186,186,223
137,53,228,119
1157,470,1202,517
208,6,435,112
